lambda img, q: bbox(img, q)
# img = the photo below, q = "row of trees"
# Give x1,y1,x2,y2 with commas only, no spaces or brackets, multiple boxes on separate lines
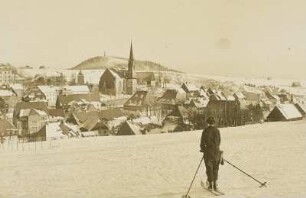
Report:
188,103,264,130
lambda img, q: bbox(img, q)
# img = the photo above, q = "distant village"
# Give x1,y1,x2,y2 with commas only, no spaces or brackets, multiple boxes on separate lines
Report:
1,43,306,143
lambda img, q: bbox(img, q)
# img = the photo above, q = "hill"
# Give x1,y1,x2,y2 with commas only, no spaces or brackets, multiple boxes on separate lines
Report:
70,56,182,72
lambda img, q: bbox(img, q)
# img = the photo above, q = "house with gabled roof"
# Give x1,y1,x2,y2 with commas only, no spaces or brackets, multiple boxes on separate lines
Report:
13,101,48,127
67,109,126,135
37,85,58,106
158,88,186,115
181,82,198,98
222,91,235,101
0,89,19,116
242,91,262,105
32,121,66,141
267,104,302,121
159,89,186,104
189,98,209,111
67,110,107,135
18,108,48,136
136,72,156,87
99,68,125,96
98,108,127,133
206,88,217,96
124,90,161,117
0,119,17,138
295,103,306,116
56,93,100,111
162,105,193,132
117,120,142,135
209,91,227,101
196,88,209,100
23,86,47,103
67,111,98,125
234,92,246,101
265,91,281,105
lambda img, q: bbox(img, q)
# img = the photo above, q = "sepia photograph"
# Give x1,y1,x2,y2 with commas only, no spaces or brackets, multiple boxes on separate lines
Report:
0,0,305,197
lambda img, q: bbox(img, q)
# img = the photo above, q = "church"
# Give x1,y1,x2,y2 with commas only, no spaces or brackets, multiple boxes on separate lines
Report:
99,43,152,96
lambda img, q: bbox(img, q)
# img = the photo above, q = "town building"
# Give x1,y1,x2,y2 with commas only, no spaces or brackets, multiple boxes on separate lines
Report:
18,108,48,136
0,64,18,85
56,93,101,111
136,72,156,87
99,68,125,96
77,70,85,85
13,101,48,127
10,84,24,97
117,120,142,135
158,88,186,116
267,104,302,121
13,101,49,136
60,85,90,95
126,42,137,95
0,119,17,138
99,42,138,96
124,90,161,117
33,122,66,141
161,105,192,132
181,82,198,98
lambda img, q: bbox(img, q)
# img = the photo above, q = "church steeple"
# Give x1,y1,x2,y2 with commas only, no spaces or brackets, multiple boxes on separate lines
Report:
128,41,135,79
129,42,134,60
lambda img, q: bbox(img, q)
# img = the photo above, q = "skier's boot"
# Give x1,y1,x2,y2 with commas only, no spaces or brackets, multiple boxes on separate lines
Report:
206,180,213,190
213,180,218,191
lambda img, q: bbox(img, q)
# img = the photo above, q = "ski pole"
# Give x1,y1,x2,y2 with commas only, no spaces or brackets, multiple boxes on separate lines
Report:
224,159,267,187
182,156,204,198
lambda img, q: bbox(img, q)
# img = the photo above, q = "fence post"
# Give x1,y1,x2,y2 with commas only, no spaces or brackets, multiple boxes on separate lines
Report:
35,137,37,152
22,137,25,152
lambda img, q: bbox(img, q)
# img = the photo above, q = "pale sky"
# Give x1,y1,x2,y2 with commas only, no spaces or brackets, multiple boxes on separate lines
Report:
0,0,305,79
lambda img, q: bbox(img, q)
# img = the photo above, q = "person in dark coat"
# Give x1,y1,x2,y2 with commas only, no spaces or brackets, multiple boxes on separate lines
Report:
200,117,221,190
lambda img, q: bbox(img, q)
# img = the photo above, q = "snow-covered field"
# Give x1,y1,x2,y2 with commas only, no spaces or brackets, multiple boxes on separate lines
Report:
1,120,306,198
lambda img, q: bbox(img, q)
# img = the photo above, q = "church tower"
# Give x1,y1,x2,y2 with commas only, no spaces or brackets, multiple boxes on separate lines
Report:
77,70,85,85
128,42,135,79
126,42,137,95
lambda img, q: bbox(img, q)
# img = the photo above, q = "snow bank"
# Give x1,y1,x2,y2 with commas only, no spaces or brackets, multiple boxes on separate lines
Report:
0,120,305,198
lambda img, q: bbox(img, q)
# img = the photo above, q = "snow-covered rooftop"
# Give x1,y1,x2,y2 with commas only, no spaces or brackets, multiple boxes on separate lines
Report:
20,109,48,117
276,104,302,120
0,89,14,97
38,85,58,94
63,85,90,94
10,84,24,90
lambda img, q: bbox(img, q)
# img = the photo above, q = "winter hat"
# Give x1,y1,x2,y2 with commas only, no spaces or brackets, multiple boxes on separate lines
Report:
206,117,215,125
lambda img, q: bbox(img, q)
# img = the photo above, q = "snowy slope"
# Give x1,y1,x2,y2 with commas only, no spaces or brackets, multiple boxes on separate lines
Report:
0,120,306,198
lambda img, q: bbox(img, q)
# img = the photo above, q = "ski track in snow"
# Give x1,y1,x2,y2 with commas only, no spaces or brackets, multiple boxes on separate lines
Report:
0,120,306,198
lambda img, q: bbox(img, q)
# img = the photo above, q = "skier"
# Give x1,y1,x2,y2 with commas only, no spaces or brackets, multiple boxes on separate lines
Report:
200,116,221,191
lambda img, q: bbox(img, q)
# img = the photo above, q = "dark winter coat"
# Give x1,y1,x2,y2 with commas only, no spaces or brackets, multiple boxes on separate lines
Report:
200,126,221,161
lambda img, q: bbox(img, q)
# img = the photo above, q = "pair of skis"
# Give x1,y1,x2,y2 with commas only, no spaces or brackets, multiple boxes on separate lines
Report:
200,180,225,196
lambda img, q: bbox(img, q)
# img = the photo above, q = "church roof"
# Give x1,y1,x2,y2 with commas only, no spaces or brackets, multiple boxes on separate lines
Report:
136,72,155,81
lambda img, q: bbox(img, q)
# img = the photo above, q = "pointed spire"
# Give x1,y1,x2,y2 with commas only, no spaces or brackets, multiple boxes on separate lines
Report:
128,41,135,79
129,41,134,61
